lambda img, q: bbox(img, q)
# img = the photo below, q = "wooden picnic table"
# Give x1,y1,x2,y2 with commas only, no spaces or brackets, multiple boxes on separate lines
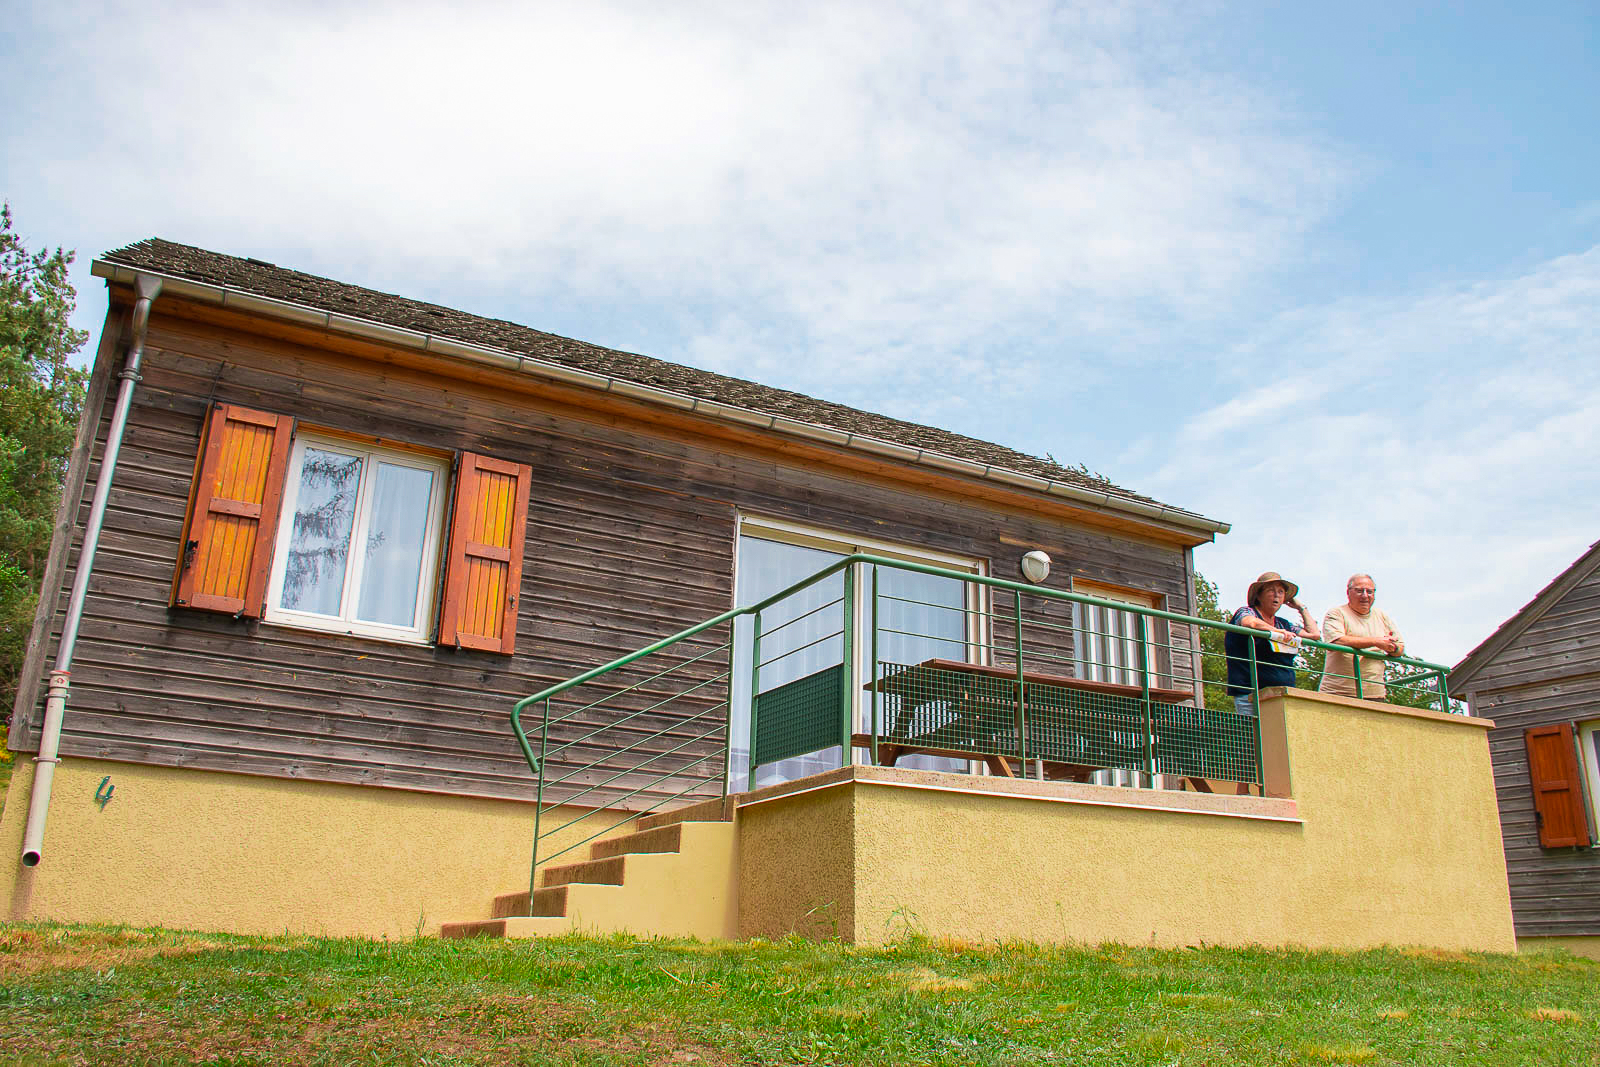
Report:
854,658,1252,788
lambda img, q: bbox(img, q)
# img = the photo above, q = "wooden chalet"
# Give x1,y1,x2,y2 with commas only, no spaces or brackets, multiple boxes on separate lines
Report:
1452,541,1600,958
0,241,1516,950
9,238,1222,803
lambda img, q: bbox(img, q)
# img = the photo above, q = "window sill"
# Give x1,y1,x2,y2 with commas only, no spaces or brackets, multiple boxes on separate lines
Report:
257,617,435,650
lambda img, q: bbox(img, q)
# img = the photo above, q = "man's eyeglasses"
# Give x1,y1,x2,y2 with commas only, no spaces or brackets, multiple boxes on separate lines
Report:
1351,589,1376,597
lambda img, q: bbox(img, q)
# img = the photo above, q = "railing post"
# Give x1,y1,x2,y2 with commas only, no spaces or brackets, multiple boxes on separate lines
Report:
1353,648,1364,699
1013,589,1027,776
528,697,552,908
747,611,763,789
1437,669,1450,715
869,565,880,767
721,622,735,801
1247,630,1264,792
841,563,855,767
1137,614,1154,789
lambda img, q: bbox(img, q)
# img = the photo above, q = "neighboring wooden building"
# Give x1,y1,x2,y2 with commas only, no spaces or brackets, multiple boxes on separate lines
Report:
1452,541,1600,958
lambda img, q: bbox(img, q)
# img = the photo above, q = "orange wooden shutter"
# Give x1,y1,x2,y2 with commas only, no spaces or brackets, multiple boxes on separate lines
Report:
171,403,295,617
437,452,532,654
1524,724,1593,849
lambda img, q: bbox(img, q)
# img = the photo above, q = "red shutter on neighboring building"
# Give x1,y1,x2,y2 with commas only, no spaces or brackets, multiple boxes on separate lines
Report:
172,403,295,617
1524,723,1593,849
437,453,531,654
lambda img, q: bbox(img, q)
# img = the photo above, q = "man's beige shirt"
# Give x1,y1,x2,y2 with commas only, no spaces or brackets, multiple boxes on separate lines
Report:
1319,604,1403,699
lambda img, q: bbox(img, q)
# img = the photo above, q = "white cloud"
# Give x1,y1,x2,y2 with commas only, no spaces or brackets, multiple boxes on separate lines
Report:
1160,247,1600,663
8,0,1343,405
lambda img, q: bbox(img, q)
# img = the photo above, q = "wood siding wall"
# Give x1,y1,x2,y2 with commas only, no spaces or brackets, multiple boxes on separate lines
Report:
13,303,1198,811
1463,561,1600,939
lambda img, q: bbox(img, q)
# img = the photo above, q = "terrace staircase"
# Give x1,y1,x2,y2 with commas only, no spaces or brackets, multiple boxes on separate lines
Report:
439,797,739,940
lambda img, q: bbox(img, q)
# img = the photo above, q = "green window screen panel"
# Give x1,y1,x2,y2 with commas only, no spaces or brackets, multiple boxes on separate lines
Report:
752,664,844,769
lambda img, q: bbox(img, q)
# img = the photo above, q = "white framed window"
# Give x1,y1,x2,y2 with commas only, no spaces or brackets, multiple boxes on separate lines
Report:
1070,581,1159,687
264,434,450,644
1579,719,1600,838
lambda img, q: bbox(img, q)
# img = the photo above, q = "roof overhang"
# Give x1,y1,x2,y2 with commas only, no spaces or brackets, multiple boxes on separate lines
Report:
91,258,1231,542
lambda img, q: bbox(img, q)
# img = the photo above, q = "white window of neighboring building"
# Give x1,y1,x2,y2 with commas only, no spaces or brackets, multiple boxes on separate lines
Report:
264,434,450,644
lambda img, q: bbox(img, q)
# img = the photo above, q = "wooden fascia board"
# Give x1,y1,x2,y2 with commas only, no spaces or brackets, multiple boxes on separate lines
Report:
137,290,1217,549
1452,541,1600,690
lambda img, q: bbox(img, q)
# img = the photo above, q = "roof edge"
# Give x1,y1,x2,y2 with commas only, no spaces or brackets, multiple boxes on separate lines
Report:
1451,538,1600,689
91,258,1230,540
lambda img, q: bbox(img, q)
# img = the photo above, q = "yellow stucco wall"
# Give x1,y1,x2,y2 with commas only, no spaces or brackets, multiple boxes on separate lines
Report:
0,687,1517,952
737,783,857,941
0,758,628,937
741,690,1516,952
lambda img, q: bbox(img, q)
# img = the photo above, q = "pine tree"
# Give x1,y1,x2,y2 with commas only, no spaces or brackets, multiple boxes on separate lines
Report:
1,204,90,784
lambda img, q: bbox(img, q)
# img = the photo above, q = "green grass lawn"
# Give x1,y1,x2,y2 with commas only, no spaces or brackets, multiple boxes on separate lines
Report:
1,923,1595,1066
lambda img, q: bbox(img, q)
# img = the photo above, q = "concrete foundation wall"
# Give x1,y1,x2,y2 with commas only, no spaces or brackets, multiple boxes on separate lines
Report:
1518,936,1600,960
737,784,858,941
0,759,628,938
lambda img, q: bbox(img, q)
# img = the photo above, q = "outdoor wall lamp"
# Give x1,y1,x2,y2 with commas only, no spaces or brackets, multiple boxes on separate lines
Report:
1019,550,1051,584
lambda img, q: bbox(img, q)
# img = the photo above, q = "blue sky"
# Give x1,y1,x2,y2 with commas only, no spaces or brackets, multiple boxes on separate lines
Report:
4,0,1596,664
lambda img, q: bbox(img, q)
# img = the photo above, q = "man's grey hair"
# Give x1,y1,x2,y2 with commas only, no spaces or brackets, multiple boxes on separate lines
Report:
1346,573,1375,590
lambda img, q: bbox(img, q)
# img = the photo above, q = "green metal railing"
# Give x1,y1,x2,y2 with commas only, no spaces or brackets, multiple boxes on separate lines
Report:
510,555,1454,906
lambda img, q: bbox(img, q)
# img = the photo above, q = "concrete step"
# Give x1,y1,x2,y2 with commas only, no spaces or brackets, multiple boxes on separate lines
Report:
491,886,571,918
440,919,507,939
441,916,575,939
635,796,735,831
549,824,738,939
540,855,625,888
589,822,683,859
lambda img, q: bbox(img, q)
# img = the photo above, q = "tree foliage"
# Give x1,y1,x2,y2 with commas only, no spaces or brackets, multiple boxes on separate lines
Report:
1,204,90,768
1192,569,1231,710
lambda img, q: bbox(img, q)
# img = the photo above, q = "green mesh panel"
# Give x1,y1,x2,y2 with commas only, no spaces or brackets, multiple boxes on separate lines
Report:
1150,705,1260,783
1026,682,1148,769
876,662,1019,756
871,662,1258,783
753,664,843,768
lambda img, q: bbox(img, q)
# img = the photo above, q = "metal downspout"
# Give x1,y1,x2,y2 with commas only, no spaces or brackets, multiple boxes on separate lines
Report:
20,274,161,867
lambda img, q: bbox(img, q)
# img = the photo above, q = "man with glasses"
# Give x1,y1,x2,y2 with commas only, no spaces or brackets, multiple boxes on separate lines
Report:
1319,574,1405,700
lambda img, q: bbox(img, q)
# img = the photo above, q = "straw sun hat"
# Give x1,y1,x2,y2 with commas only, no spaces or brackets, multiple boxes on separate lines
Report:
1246,571,1299,606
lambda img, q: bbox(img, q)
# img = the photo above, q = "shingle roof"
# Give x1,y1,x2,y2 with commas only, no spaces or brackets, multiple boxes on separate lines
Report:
100,238,1210,524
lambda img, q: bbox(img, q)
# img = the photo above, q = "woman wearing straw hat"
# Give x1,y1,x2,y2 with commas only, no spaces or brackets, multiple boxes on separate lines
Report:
1223,572,1320,716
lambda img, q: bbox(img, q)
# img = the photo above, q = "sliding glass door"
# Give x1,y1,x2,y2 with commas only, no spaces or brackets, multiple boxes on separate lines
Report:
728,522,980,792
729,536,846,790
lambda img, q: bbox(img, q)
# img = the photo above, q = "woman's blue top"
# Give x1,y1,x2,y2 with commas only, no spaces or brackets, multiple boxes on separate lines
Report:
1223,606,1302,695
